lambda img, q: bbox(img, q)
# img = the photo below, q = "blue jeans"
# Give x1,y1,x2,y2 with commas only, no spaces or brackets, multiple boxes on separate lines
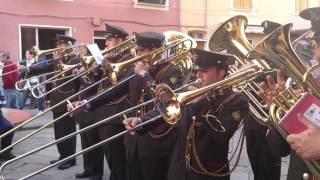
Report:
3,89,18,109
19,89,44,111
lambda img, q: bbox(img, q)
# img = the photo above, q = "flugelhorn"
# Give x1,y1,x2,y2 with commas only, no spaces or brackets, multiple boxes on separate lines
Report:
209,15,272,125
247,23,320,179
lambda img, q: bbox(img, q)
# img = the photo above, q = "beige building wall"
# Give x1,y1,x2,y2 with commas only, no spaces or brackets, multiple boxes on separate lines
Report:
181,0,320,49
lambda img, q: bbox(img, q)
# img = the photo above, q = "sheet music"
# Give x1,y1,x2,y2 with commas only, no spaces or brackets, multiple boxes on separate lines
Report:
87,44,104,65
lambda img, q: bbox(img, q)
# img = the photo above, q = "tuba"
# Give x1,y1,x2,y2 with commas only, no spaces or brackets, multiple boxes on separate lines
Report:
248,23,320,179
209,15,273,125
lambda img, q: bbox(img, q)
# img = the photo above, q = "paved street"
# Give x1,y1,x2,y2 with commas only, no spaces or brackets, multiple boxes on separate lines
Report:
0,108,289,180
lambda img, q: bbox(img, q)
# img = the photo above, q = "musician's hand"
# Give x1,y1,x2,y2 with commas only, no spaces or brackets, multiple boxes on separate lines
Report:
53,51,62,60
73,67,86,75
18,65,29,73
67,101,84,117
134,62,150,76
287,114,320,160
122,117,142,135
258,70,286,107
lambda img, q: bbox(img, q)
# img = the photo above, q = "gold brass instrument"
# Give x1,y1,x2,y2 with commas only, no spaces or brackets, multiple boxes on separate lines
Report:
0,63,264,180
164,31,197,85
105,32,195,85
80,37,136,83
209,15,272,125
0,32,195,155
155,64,262,124
247,23,320,179
0,78,198,180
29,38,136,98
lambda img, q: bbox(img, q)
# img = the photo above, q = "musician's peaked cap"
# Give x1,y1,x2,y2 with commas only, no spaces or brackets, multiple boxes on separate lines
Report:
190,48,235,71
135,32,165,50
300,7,320,40
105,24,129,38
261,20,281,34
55,34,76,44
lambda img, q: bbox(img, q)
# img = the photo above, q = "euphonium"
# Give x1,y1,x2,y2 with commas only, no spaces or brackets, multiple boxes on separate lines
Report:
248,23,320,179
209,15,272,125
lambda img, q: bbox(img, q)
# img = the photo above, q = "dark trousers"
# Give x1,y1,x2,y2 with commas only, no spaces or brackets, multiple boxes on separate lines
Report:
53,113,77,164
127,153,170,180
246,130,281,180
0,118,14,152
79,123,104,177
98,124,126,180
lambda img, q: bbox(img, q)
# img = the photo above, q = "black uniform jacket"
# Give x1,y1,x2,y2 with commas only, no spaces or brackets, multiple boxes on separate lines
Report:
267,128,313,180
167,89,249,180
88,63,183,158
28,57,81,114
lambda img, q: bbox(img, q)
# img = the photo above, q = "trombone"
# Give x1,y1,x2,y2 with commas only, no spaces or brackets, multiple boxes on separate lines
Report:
0,35,195,153
0,63,264,180
247,23,320,179
28,38,136,98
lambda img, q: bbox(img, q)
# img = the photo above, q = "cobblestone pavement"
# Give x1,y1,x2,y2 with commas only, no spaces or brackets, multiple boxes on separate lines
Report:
0,108,289,180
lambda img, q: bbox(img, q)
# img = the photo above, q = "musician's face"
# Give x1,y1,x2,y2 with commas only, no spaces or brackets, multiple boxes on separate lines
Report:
137,48,152,56
105,37,123,49
196,67,225,87
56,43,67,48
25,51,33,60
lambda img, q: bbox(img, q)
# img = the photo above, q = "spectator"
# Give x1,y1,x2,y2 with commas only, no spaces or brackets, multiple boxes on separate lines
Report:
0,51,18,109
18,49,45,112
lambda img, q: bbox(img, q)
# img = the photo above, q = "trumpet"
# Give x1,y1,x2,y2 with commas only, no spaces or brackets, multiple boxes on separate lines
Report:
247,23,320,179
209,15,273,125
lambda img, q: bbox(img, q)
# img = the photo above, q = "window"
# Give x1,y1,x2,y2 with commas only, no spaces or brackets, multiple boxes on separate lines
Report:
233,0,253,10
134,0,169,9
137,0,166,5
295,0,309,14
19,25,71,60
94,31,106,50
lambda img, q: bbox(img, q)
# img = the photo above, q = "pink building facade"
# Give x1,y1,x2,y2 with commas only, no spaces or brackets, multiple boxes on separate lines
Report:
0,0,180,60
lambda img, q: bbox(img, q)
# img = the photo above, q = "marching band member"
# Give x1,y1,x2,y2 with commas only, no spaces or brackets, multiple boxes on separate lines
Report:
68,31,182,180
123,49,249,180
243,20,282,180
74,24,131,180
259,7,320,180
19,34,80,170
